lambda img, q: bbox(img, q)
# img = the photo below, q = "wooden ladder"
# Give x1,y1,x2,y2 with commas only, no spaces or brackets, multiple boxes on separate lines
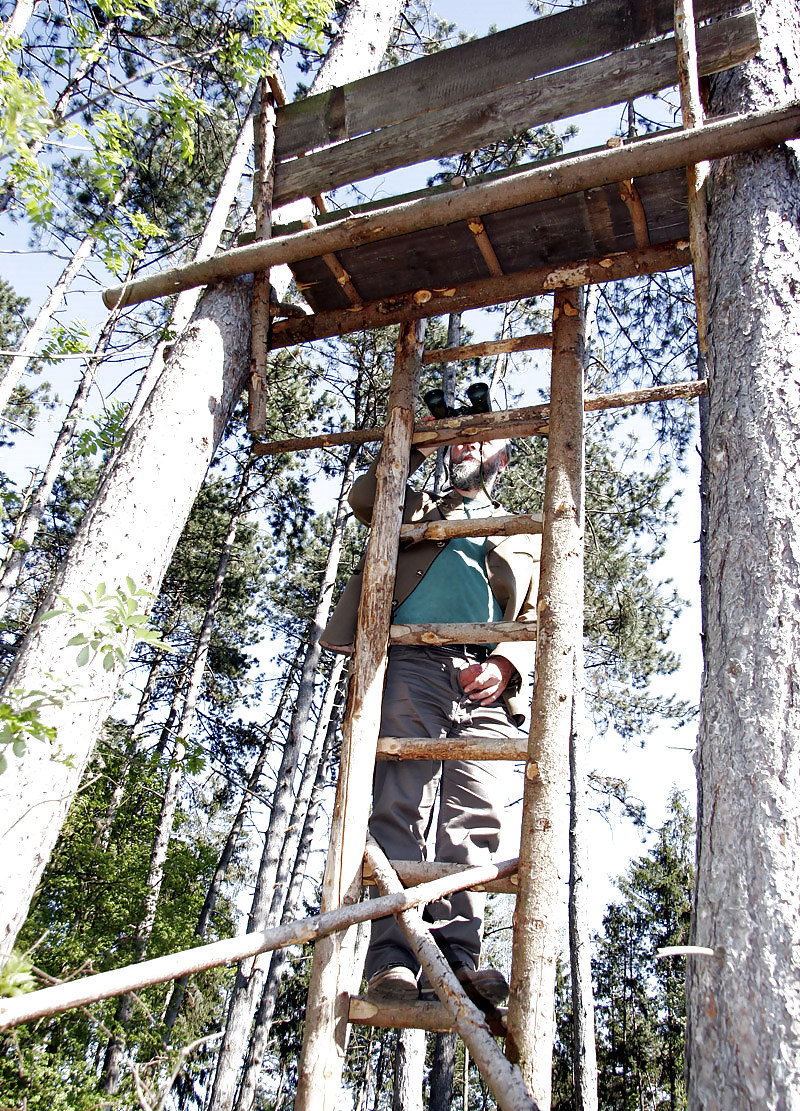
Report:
293,288,585,1111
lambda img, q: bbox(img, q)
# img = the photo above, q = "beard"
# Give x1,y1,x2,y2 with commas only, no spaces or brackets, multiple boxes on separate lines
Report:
449,452,503,492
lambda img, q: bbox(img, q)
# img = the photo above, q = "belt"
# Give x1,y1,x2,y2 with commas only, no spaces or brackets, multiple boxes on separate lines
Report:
439,643,492,662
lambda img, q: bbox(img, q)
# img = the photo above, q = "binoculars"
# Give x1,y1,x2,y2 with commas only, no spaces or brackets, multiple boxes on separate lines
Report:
422,381,491,420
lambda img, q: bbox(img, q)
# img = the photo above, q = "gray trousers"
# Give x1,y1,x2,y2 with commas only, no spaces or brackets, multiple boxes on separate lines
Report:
365,646,521,978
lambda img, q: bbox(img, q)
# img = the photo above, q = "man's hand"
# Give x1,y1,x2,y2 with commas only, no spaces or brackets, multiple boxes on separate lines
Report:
459,655,516,705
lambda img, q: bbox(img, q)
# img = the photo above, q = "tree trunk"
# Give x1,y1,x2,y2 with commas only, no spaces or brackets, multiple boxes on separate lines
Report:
232,666,345,1111
123,84,263,432
687,1,800,1107
101,459,255,1093
0,0,404,969
162,646,302,1033
0,168,133,418
0,0,34,47
0,272,251,963
568,651,598,1111
0,300,125,614
208,458,356,1111
430,1032,458,1111
393,1028,425,1111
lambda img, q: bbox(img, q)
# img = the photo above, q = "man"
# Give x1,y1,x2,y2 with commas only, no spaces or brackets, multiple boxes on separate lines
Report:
321,433,540,1006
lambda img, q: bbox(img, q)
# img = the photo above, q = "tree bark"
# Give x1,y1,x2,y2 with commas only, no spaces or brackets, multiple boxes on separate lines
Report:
687,1,800,1107
0,273,252,963
430,1032,458,1111
393,1028,425,1111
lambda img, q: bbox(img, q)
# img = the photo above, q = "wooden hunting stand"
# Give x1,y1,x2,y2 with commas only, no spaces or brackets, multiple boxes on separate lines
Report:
4,0,799,1105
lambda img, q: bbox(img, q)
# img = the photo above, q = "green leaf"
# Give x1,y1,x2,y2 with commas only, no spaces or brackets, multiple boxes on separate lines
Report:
12,739,26,757
103,652,115,671
76,645,90,667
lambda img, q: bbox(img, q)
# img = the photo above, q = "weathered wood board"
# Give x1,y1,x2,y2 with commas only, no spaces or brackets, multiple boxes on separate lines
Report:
273,10,757,206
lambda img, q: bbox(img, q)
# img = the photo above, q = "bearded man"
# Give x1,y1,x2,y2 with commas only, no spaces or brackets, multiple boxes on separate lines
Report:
321,435,540,1007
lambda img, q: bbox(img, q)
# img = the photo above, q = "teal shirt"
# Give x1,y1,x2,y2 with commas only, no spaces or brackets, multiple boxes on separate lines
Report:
393,495,503,626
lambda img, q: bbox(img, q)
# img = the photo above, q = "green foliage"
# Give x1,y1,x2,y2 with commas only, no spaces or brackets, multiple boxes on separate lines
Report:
75,399,129,458
41,578,171,672
593,794,694,1110
0,686,62,774
0,950,37,997
0,39,53,221
39,319,91,364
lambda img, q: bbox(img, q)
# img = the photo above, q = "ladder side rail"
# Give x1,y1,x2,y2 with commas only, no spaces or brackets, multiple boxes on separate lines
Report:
247,76,278,432
505,288,586,1106
293,319,426,1111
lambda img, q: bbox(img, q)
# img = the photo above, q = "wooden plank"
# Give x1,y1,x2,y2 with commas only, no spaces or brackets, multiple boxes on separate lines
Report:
362,859,519,893
275,0,748,160
272,11,758,205
389,620,537,646
376,736,528,761
105,96,800,312
399,513,543,543
422,333,552,364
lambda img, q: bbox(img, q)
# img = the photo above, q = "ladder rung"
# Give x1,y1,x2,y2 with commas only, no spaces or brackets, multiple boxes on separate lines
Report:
399,512,542,543
362,859,518,894
377,736,526,761
349,995,508,1032
389,620,537,646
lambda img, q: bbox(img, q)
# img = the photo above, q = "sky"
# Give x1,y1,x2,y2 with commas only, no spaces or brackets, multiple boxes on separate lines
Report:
0,0,702,935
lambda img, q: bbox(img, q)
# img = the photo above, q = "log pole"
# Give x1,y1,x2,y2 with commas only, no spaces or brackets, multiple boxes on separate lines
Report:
506,289,585,1106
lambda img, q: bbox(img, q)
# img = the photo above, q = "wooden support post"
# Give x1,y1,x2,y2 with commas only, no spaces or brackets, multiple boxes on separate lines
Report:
675,0,710,353
247,77,277,433
506,288,585,1108
321,251,363,304
618,179,650,248
293,319,426,1111
468,218,504,276
365,842,539,1111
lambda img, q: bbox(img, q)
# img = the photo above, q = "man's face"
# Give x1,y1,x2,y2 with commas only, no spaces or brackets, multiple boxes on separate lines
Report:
449,438,508,493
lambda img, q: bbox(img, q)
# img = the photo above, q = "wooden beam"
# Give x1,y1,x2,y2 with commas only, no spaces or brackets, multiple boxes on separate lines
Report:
247,79,277,433
102,100,800,311
349,996,459,1033
468,218,504,277
251,377,707,457
376,735,528,761
362,859,519,893
320,251,363,305
272,11,757,205
400,513,543,543
270,242,691,349
675,0,710,353
618,178,651,248
422,333,553,364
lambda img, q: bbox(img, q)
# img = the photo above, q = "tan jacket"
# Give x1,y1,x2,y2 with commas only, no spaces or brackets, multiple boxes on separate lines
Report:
321,450,541,724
